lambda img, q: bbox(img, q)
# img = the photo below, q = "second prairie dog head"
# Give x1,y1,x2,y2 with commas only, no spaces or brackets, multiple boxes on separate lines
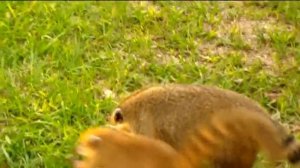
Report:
73,124,186,168
74,125,134,168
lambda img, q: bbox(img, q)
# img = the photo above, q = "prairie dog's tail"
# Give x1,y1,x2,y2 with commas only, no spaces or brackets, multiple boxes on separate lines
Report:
179,107,300,167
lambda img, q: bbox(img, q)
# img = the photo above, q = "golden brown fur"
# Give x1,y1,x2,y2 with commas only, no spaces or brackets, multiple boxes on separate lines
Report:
74,124,191,168
179,107,300,167
110,84,300,167
74,110,300,168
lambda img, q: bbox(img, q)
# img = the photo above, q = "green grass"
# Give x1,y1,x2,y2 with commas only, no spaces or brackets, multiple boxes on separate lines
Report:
0,2,299,168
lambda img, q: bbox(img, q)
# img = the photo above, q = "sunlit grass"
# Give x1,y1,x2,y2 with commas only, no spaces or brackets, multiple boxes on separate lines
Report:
0,2,299,167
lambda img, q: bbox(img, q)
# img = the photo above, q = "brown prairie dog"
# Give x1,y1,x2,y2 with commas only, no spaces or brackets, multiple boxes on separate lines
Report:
74,109,300,168
110,84,300,167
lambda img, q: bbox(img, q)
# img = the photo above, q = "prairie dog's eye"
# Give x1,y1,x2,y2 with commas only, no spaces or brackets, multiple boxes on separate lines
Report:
113,108,124,123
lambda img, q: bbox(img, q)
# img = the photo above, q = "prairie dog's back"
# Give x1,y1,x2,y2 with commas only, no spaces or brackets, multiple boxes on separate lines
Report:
116,84,270,148
110,84,300,167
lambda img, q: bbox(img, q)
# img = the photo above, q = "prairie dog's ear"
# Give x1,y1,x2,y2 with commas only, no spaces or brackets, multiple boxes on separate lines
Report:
111,108,124,123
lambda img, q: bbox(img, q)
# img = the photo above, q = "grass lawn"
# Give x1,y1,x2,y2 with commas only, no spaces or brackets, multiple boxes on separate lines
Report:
0,2,299,168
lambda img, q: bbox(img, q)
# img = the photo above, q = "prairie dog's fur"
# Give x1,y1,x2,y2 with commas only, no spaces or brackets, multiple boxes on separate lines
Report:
74,111,300,168
179,107,300,167
74,125,191,168
110,84,300,167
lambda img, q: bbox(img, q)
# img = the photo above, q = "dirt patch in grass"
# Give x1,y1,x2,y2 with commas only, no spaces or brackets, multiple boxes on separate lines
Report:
199,7,297,71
